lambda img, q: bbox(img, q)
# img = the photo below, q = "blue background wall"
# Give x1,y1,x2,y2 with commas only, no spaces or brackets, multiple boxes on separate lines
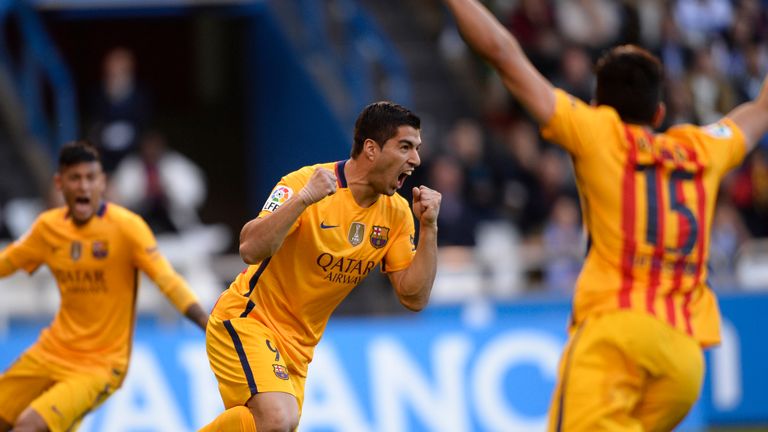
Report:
1,294,766,431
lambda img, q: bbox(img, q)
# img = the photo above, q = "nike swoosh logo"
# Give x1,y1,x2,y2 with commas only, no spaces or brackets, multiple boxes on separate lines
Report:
320,222,339,229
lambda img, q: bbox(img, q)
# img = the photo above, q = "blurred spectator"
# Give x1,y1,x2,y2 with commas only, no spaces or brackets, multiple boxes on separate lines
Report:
532,147,576,228
734,0,768,42
505,0,561,76
552,45,594,103
686,46,736,124
109,131,206,234
663,77,696,128
554,0,621,52
673,0,733,48
733,42,768,104
657,9,691,80
87,47,152,174
728,148,768,238
429,153,480,247
542,195,583,294
496,119,541,229
445,118,499,219
710,202,751,289
629,0,666,50
723,2,763,79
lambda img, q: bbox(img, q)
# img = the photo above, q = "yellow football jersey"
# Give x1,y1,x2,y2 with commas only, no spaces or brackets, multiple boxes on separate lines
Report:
212,160,417,373
541,89,746,347
0,203,199,373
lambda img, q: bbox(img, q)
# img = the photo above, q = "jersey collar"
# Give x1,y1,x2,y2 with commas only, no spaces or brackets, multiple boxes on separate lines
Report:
64,201,108,220
335,160,348,188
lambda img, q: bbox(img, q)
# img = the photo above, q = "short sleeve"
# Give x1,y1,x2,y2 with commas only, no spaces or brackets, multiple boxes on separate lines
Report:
381,209,416,273
128,215,199,312
257,167,312,235
129,215,171,279
1,218,47,274
540,89,612,157
699,118,747,174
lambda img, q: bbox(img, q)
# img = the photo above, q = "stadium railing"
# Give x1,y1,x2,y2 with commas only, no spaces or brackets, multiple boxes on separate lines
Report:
0,0,77,161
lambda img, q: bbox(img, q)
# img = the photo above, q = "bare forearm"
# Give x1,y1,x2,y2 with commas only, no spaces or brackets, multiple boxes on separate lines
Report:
395,224,438,311
239,197,307,264
727,77,768,153
444,0,520,69
184,303,208,330
443,0,555,123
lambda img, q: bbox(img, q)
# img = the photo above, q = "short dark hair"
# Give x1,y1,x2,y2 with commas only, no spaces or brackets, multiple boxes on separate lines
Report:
351,101,420,158
58,140,101,170
594,45,664,125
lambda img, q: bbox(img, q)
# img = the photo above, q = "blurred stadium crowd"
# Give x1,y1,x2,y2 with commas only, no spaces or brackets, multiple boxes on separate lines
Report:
1,0,767,317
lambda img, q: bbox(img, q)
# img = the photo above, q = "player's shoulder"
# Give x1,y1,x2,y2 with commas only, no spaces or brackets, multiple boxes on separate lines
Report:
390,192,410,207
36,206,67,222
32,207,68,231
102,202,137,219
554,88,619,120
101,203,149,230
385,192,412,217
666,120,739,140
285,161,336,183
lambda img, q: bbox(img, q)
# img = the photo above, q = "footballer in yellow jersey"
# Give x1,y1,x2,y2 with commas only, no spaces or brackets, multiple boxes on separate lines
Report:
201,102,441,432
0,142,208,432
443,1,768,431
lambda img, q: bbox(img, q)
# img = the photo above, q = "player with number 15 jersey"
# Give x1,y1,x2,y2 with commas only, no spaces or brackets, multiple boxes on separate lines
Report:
542,90,746,346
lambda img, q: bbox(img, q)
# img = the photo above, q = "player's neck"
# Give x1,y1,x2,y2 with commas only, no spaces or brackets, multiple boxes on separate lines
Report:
344,158,379,208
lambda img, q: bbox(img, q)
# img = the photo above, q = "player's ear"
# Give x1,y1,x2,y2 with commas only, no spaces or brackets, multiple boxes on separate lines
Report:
97,171,107,191
364,138,378,161
652,102,666,129
53,172,63,191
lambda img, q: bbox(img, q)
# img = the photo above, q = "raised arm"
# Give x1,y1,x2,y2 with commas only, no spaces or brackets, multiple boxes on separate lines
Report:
727,77,768,154
239,168,337,264
443,0,556,124
388,186,441,312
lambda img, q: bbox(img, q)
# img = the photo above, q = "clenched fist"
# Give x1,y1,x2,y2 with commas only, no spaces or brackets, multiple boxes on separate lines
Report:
298,168,337,206
412,186,441,227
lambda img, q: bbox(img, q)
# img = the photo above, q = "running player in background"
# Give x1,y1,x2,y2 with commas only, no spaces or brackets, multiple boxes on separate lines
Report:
442,0,768,430
200,101,441,432
0,141,208,432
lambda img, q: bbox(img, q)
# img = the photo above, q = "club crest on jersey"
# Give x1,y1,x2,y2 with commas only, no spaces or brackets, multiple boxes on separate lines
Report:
92,240,109,259
262,186,293,213
348,222,365,246
370,225,390,249
70,241,82,261
273,364,289,380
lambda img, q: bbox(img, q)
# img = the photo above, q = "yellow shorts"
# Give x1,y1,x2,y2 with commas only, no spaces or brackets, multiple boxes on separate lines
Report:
0,352,122,432
206,315,304,410
548,310,704,432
